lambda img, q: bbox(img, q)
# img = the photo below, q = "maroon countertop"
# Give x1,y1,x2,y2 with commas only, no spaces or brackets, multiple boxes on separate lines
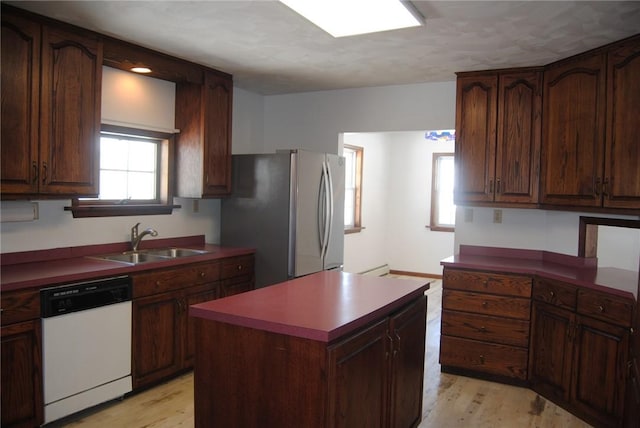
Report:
1,235,255,292
442,245,638,299
190,270,430,343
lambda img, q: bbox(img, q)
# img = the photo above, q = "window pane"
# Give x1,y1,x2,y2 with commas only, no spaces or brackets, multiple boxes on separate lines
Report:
100,170,128,200
100,138,129,170
430,151,456,231
128,142,157,172
128,171,156,199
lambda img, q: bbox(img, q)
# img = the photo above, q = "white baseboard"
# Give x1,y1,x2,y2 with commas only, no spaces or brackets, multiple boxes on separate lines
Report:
359,264,390,276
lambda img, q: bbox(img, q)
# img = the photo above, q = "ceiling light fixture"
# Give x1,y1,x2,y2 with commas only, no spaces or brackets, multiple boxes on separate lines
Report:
279,0,424,38
130,67,152,74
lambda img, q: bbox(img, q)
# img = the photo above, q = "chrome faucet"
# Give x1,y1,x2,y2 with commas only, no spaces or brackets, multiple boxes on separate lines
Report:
131,222,158,251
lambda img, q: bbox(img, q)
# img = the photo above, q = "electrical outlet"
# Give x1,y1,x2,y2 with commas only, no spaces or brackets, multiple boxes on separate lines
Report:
464,208,473,223
193,199,200,213
493,209,502,224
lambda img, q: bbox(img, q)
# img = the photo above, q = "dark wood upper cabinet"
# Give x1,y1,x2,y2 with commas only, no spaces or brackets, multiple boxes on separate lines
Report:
176,70,233,198
1,8,101,199
604,37,640,209
454,74,497,204
454,69,541,206
541,52,607,208
495,71,542,204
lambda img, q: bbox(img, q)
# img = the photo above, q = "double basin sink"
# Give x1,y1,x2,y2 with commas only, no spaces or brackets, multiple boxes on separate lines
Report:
92,248,209,265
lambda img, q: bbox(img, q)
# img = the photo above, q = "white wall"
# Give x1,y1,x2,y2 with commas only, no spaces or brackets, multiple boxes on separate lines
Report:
232,87,265,154
342,131,456,276
386,131,455,276
341,133,390,274
455,208,639,271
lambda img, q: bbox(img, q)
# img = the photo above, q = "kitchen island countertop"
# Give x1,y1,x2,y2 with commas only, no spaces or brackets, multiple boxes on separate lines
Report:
190,270,430,342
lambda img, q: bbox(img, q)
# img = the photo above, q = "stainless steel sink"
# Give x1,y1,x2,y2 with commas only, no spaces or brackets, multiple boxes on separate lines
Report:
91,248,209,265
144,248,208,258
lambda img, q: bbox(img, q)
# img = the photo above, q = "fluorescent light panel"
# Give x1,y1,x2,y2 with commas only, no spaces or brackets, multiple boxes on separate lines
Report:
280,0,423,38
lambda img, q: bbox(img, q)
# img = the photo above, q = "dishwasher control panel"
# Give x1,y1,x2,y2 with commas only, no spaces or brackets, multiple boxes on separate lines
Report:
41,276,131,318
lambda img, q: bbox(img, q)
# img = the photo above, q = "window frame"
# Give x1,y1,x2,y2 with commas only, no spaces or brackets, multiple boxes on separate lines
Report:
66,124,180,218
430,152,455,232
344,144,363,234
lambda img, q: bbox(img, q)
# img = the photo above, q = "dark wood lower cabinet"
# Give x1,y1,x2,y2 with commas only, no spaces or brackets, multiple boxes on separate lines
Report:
194,295,427,428
1,320,44,428
530,290,632,427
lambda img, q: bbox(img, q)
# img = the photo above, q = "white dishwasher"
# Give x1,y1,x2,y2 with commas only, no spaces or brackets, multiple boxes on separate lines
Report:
41,276,132,424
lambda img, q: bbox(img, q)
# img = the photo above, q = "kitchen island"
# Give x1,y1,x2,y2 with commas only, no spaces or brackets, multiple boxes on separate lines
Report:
189,270,430,428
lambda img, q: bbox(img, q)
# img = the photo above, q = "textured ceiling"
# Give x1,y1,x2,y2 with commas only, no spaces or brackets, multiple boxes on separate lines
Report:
8,0,640,95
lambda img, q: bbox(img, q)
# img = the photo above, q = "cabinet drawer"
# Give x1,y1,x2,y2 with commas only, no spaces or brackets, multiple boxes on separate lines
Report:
443,269,532,297
221,276,254,297
577,289,634,327
221,256,254,280
532,278,577,310
441,310,530,347
133,262,220,298
440,335,528,380
1,288,40,325
442,290,531,320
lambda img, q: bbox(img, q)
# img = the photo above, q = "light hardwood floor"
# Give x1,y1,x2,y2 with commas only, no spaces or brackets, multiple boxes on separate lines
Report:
52,277,591,428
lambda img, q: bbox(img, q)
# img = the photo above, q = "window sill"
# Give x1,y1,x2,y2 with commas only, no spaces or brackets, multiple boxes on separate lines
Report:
344,227,364,234
64,204,182,218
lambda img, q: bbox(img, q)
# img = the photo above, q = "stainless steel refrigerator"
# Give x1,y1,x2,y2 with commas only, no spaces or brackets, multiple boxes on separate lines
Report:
221,149,345,288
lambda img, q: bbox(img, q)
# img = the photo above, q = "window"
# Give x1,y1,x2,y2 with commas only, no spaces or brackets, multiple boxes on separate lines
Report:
98,133,160,201
344,144,363,233
430,153,456,231
67,124,178,218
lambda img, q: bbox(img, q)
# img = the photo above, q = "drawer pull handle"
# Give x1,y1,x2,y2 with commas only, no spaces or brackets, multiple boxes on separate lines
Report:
480,326,486,332
549,290,555,298
598,305,605,313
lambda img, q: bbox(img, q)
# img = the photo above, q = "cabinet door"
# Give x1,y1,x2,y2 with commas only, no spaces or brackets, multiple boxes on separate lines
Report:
541,53,606,207
572,315,629,427
183,283,219,368
1,13,40,195
132,291,182,389
39,25,101,196
1,320,44,428
604,37,640,209
202,71,232,196
529,301,574,403
328,319,389,428
454,74,498,204
495,71,542,204
388,298,426,428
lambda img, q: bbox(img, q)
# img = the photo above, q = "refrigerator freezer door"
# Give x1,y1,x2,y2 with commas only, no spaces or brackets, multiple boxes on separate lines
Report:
290,150,325,278
324,153,345,270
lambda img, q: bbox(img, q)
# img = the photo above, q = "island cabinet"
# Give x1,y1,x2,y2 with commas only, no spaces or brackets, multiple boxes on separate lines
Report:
1,7,102,198
190,271,429,428
131,261,221,390
541,35,640,211
529,278,634,428
175,70,233,198
439,268,532,383
454,68,542,206
0,288,43,428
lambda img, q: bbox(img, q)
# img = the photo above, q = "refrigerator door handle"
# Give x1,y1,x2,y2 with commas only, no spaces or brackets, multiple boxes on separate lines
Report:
318,161,330,261
326,159,335,261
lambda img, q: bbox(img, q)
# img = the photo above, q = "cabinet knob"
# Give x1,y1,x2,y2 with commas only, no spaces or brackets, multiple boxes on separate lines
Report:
598,305,605,313
549,290,555,298
156,280,161,286
200,272,206,278
482,301,488,308
237,265,243,271
480,326,486,333
482,280,488,287
479,355,485,364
